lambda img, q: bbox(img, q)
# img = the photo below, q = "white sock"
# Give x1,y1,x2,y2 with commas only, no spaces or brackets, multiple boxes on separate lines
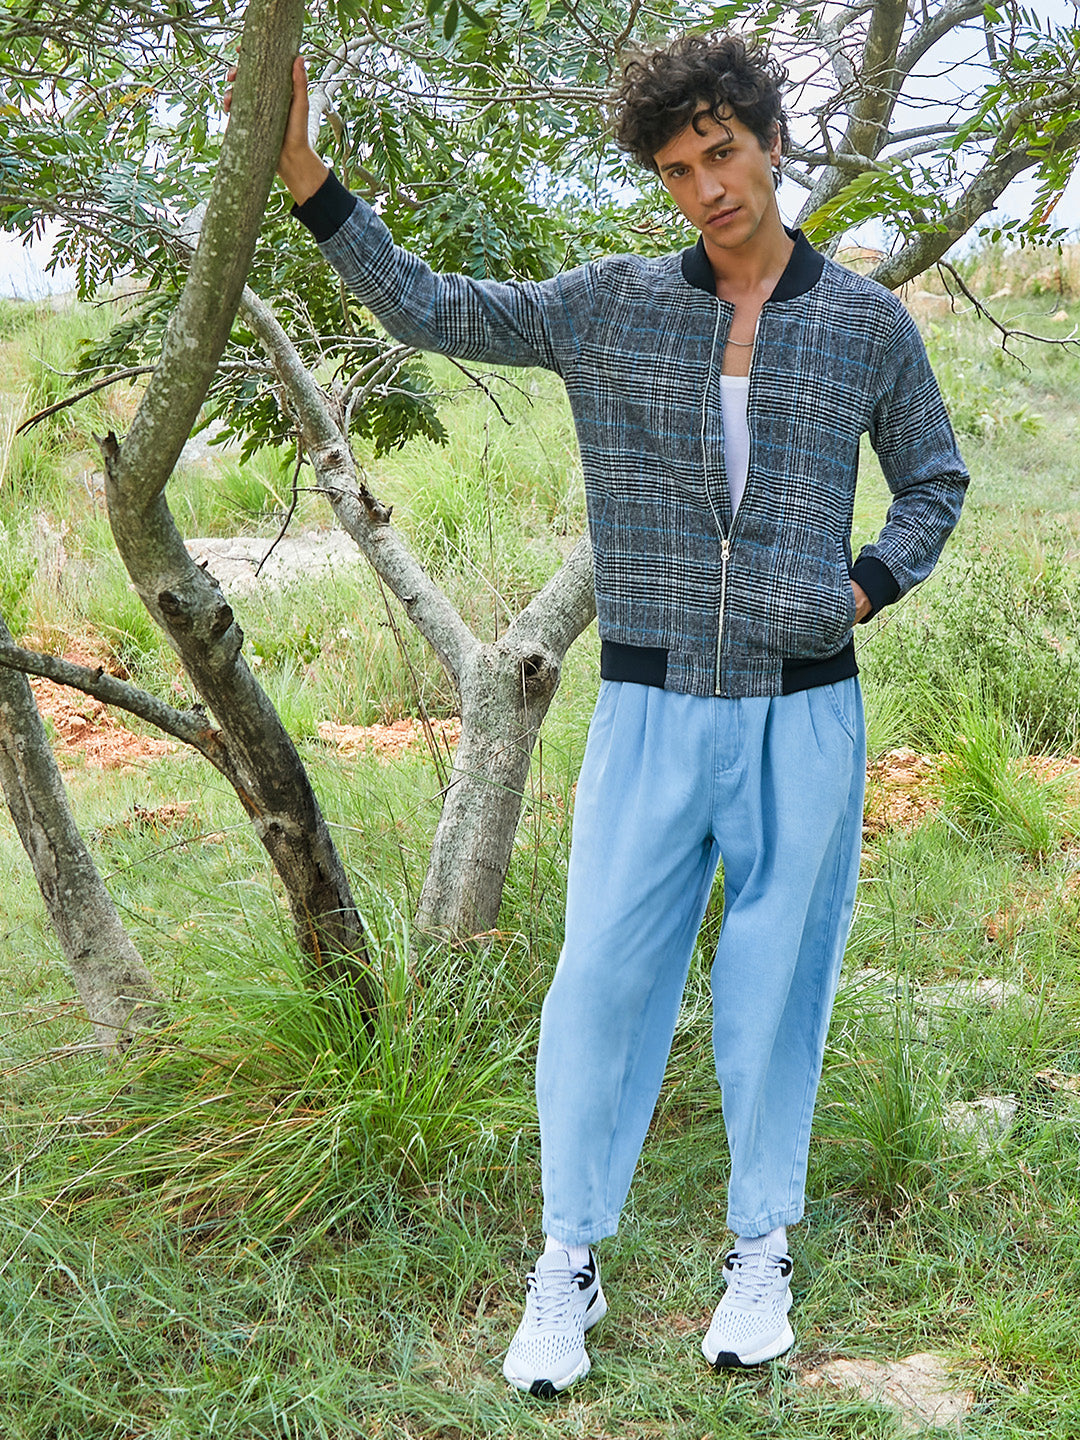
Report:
544,1235,592,1269
734,1225,788,1258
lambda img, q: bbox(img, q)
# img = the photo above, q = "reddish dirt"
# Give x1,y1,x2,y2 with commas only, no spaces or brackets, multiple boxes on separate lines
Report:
863,746,943,836
31,662,176,773
317,716,462,762
862,747,1080,841
27,646,464,771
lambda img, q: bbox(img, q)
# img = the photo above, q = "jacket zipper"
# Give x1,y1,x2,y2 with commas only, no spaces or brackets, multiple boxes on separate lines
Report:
717,535,731,681
706,301,759,694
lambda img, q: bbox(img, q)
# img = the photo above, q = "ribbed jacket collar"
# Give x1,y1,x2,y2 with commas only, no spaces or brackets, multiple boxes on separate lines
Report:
680,227,825,301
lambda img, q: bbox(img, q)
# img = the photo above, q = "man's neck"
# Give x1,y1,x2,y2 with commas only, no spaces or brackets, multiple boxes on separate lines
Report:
704,212,794,301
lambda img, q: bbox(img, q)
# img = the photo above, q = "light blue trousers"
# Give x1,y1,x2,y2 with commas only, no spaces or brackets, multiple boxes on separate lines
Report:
537,678,865,1243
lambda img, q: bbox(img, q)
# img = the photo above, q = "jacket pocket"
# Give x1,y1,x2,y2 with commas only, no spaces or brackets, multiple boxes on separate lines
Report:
759,531,856,658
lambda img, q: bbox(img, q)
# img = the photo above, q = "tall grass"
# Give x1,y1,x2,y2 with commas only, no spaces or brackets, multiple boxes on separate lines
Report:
933,685,1071,859
858,525,1080,753
20,906,533,1244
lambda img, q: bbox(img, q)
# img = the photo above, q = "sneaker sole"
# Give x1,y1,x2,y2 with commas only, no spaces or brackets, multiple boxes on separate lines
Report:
702,1318,794,1370
502,1291,608,1398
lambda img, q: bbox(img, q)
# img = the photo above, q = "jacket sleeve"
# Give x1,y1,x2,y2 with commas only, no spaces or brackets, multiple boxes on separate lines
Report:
852,304,969,614
293,170,595,374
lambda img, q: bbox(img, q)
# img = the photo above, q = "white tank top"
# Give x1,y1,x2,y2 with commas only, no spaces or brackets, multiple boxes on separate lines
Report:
719,374,750,516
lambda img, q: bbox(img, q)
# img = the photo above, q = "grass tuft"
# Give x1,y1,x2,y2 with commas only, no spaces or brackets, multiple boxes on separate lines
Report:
17,909,534,1247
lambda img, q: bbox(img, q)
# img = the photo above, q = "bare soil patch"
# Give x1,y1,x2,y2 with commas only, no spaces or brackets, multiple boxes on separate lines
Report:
863,747,1080,839
317,716,462,762
31,666,175,772
864,746,943,836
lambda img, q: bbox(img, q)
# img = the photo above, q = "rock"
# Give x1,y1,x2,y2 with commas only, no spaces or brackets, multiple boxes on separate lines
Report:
802,1352,974,1432
971,977,1025,1009
179,418,236,465
918,976,1028,1013
941,1094,1018,1154
902,291,957,321
184,532,366,595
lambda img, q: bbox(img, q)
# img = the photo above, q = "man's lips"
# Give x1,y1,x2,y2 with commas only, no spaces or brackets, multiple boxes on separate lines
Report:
706,206,739,226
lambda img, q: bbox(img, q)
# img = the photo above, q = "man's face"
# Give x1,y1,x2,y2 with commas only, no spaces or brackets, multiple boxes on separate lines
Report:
654,109,782,258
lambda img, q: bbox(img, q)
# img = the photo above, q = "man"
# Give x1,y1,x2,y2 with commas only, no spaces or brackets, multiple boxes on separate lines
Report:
269,32,967,1397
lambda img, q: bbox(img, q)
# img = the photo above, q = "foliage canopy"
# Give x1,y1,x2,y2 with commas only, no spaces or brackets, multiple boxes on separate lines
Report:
3,1,1078,455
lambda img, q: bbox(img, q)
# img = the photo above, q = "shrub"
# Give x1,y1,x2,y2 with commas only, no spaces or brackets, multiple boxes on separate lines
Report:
860,529,1080,752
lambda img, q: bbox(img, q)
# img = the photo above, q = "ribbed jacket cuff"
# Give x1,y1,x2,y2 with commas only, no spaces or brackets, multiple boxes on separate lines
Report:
851,555,900,619
291,171,356,243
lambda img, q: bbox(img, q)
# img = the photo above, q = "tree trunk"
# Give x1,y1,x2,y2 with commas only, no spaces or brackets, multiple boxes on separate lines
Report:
99,0,375,1000
415,539,596,936
0,617,164,1054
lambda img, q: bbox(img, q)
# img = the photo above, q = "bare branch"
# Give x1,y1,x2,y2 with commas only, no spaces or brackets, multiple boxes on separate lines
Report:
937,261,1080,355
16,368,154,434
238,285,478,684
895,0,986,85
883,122,960,147
254,443,304,579
0,616,164,1054
506,535,595,660
0,643,241,781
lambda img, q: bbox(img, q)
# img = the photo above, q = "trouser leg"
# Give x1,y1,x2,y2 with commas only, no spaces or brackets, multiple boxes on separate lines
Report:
537,682,719,1245
710,679,866,1236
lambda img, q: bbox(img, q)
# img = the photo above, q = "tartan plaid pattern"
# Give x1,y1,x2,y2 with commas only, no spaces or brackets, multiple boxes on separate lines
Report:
317,185,967,699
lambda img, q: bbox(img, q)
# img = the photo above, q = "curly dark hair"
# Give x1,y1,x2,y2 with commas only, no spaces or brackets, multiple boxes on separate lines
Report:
611,32,789,174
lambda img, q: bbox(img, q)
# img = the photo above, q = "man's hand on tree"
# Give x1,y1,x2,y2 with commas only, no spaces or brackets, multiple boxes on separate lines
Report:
224,54,328,205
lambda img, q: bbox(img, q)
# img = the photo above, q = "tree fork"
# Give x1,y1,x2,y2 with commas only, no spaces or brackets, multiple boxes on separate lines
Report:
416,541,596,937
238,283,598,937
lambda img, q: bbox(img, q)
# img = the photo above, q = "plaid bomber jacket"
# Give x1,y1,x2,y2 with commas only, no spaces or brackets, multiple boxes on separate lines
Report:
298,172,969,700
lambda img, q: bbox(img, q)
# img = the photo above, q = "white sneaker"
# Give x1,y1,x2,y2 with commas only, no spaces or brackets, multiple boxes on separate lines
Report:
502,1249,607,1397
702,1247,795,1369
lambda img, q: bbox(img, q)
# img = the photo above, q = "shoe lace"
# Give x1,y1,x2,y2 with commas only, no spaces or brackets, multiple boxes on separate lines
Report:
723,1248,789,1307
526,1265,574,1330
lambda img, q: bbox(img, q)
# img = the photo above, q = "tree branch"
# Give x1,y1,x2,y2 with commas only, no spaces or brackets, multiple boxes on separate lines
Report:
894,0,985,85
799,0,913,219
238,285,479,685
505,535,595,660
106,0,303,519
0,643,241,781
16,368,154,434
936,260,1080,355
0,615,164,1055
869,110,1080,289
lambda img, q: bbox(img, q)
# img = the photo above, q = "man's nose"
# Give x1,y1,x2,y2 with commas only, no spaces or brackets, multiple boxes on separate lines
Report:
695,169,724,206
